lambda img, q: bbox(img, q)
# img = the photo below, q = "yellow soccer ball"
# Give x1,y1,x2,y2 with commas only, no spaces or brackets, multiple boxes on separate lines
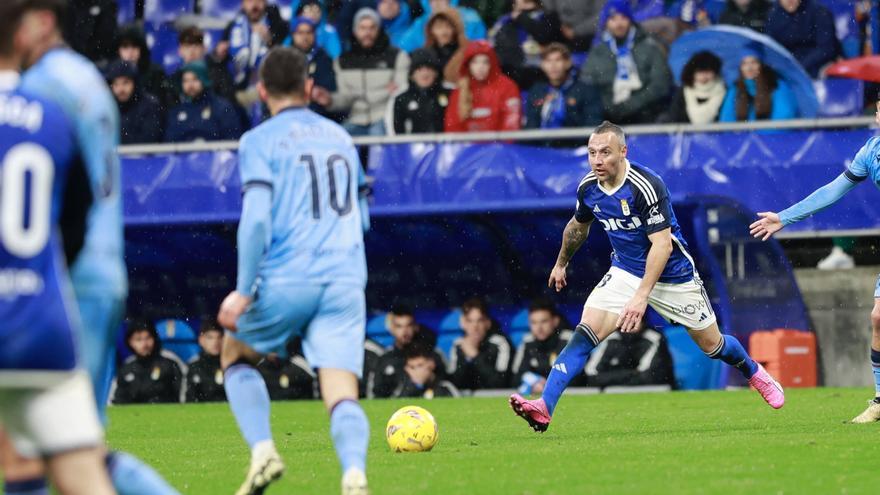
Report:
385,405,439,453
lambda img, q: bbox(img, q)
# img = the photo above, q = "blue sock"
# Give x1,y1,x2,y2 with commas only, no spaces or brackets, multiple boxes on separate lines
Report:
541,324,598,416
871,348,880,399
224,364,273,450
3,478,48,495
107,451,180,495
329,399,369,473
706,335,759,379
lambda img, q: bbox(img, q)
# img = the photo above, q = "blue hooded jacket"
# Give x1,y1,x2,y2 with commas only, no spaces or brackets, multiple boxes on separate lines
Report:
290,0,343,58
398,0,487,52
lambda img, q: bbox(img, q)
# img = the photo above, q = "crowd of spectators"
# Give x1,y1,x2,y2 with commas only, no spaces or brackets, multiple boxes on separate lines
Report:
70,0,859,145
113,297,675,404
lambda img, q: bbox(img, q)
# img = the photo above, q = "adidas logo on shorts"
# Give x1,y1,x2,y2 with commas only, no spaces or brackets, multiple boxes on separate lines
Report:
553,363,568,374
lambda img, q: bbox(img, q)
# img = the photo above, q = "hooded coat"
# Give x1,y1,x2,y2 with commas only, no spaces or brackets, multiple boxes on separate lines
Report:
112,324,185,405
424,8,469,84
106,61,164,144
116,24,175,109
387,49,450,134
580,16,672,124
399,0,487,52
330,29,411,126
445,41,521,132
289,0,343,59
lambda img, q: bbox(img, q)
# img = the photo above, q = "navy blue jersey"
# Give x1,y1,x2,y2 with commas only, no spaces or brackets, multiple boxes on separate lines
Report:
0,74,88,371
575,161,695,284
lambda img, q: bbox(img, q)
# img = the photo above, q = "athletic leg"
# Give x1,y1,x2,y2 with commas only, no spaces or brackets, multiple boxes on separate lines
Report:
852,295,880,423
320,369,369,495
46,448,114,495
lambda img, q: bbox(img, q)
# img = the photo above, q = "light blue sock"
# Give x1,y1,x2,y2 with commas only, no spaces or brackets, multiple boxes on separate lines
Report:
224,364,273,449
3,478,48,495
706,334,759,379
107,451,180,495
329,399,369,473
871,349,880,399
541,324,598,416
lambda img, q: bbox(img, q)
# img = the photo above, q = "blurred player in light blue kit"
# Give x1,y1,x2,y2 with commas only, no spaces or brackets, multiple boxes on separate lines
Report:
1,1,178,494
0,2,112,493
751,98,880,424
217,47,371,495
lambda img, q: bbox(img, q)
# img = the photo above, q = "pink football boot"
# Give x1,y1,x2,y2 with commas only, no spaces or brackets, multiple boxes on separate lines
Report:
748,363,785,409
509,393,552,432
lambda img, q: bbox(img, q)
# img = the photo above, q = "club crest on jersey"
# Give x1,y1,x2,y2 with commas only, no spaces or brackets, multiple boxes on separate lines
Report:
620,199,630,216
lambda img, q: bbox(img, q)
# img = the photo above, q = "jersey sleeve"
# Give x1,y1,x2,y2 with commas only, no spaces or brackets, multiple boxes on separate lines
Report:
574,183,595,223
846,139,873,183
631,170,672,235
238,131,273,194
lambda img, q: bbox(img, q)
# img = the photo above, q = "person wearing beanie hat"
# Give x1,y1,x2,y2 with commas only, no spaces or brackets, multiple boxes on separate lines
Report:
718,49,797,122
291,0,342,58
283,17,338,118
580,0,672,124
164,61,243,142
112,320,185,404
106,59,165,144
660,50,727,124
387,47,450,134
116,23,175,109
331,7,411,135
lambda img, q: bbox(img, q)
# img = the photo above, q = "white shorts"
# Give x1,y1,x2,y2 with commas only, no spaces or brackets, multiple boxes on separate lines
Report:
585,266,717,330
0,371,104,458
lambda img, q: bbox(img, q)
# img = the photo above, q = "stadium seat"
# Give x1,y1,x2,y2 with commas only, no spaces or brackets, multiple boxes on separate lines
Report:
662,325,723,390
144,0,195,24
367,313,394,349
814,78,864,117
506,309,530,348
145,22,183,74
117,0,136,24
155,318,201,363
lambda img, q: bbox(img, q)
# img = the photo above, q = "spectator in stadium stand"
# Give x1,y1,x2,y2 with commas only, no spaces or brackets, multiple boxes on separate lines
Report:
372,305,447,398
659,51,727,124
392,343,461,398
258,338,317,400
489,0,562,91
718,49,798,122
217,0,289,108
511,298,581,395
164,61,244,142
388,48,450,134
378,0,414,48
64,0,118,65
361,338,385,398
291,0,343,59
765,0,839,78
584,323,676,389
285,17,337,118
335,0,383,50
185,319,227,403
543,0,605,51
398,0,487,52
718,0,771,33
106,60,164,144
173,26,237,106
329,8,411,136
444,40,521,132
524,43,602,134
448,297,512,390
423,8,469,84
579,0,672,124
112,320,186,404
116,24,175,110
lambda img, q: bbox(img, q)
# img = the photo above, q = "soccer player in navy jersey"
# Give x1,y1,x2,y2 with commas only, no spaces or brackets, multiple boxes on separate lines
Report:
510,121,785,432
750,99,880,423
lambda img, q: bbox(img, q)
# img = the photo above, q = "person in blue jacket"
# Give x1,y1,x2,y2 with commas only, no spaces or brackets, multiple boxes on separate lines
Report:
165,62,243,142
765,0,838,78
398,0,487,52
290,0,343,59
285,17,338,118
719,49,798,122
379,0,413,47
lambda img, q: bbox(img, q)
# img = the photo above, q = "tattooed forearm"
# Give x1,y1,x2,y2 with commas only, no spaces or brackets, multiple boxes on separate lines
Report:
556,217,591,267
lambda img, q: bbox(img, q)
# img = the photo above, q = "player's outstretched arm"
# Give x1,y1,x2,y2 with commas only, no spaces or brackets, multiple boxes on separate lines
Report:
749,173,859,241
549,216,592,292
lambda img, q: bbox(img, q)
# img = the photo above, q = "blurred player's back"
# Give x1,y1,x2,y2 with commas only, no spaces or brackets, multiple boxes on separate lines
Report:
240,109,366,288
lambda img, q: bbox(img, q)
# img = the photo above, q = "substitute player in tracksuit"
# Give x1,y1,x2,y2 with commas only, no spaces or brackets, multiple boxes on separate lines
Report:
751,97,880,423
510,121,785,433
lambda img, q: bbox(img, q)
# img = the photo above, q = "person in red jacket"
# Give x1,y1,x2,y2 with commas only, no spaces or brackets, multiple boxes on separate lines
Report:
445,40,522,132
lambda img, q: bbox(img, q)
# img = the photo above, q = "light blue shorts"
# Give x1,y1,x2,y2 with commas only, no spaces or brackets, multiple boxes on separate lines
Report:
76,294,125,424
234,283,365,378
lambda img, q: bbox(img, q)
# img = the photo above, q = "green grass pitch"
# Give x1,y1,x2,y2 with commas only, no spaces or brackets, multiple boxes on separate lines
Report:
107,388,879,495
